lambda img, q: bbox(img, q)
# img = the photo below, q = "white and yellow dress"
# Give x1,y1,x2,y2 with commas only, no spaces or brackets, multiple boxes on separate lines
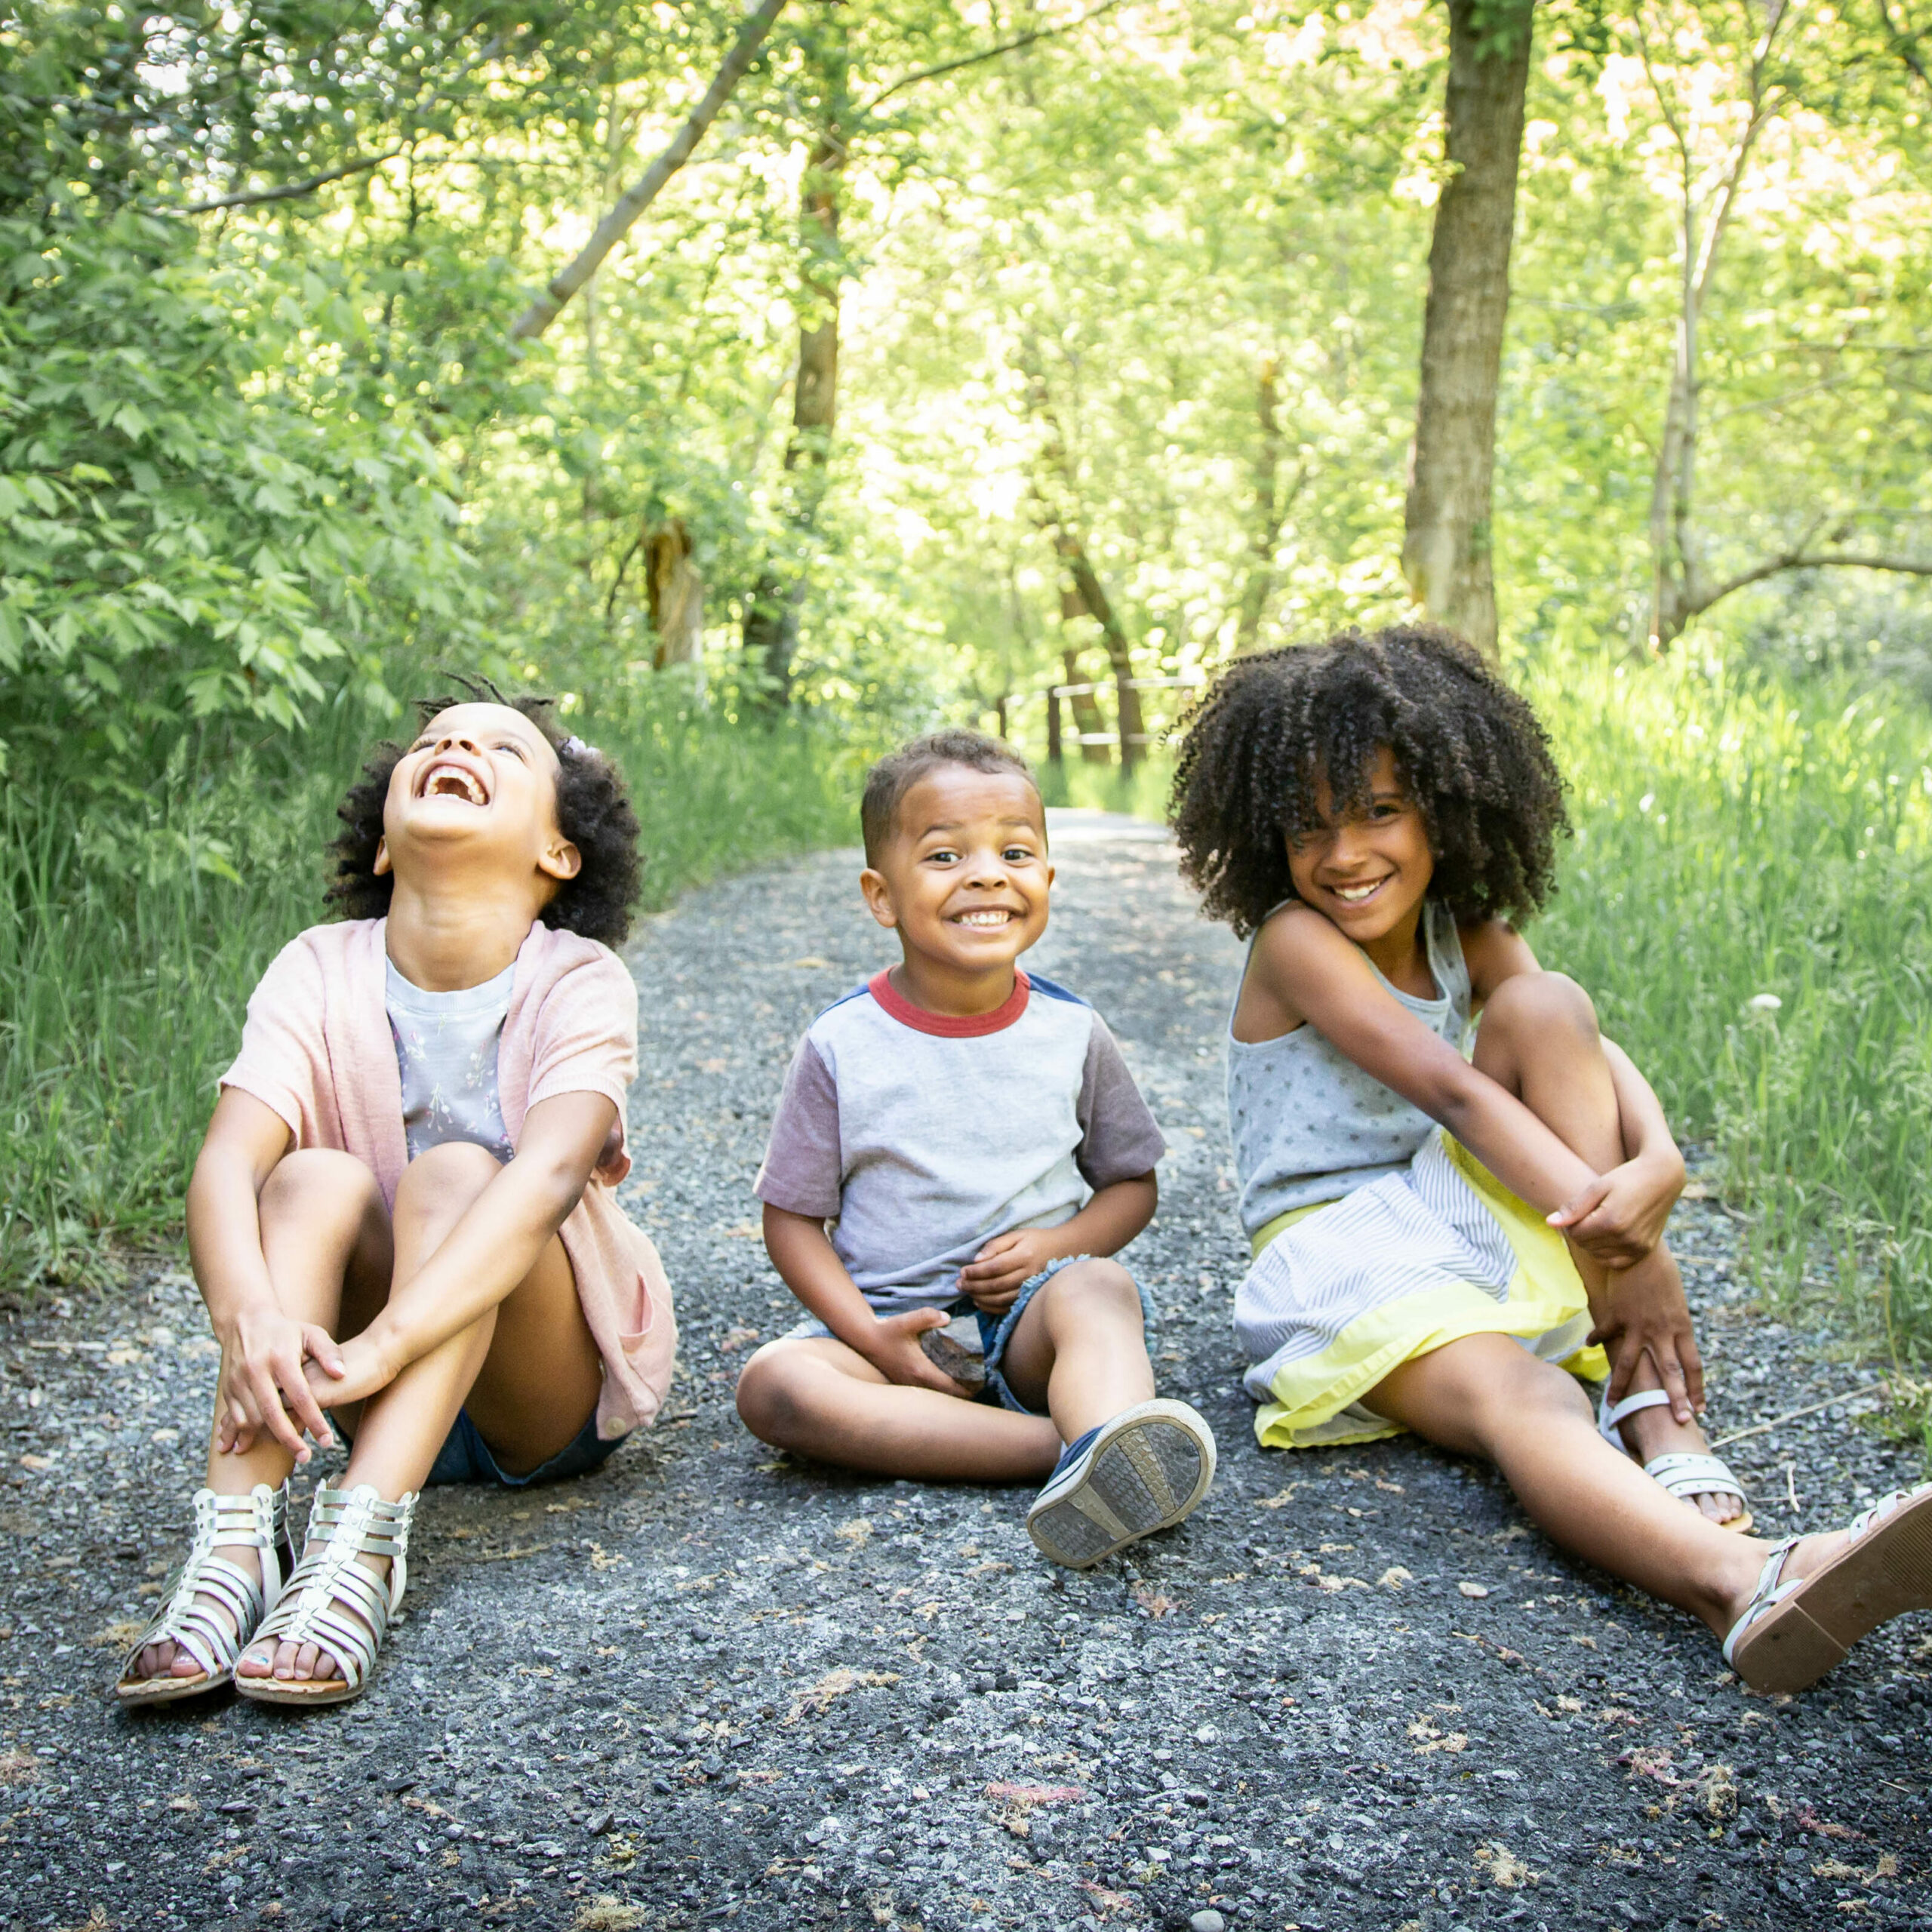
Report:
1228,901,1607,1450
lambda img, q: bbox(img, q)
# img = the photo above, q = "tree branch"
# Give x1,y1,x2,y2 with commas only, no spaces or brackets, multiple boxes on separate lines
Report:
857,0,1129,115
181,148,405,214
1695,547,1932,615
175,33,507,215
509,0,789,343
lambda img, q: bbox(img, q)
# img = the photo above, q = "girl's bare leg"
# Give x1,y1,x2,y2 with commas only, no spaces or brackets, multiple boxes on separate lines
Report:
737,1343,1061,1481
1364,1334,1850,1635
129,1149,392,1683
1474,972,1737,1521
995,1259,1155,1443
241,1141,601,1684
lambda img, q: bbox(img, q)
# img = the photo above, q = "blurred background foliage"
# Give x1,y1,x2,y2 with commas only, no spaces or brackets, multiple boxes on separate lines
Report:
2,2,1929,1396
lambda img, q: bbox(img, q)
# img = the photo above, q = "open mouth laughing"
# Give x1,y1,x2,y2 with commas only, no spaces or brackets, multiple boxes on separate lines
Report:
950,907,1019,929
417,761,490,807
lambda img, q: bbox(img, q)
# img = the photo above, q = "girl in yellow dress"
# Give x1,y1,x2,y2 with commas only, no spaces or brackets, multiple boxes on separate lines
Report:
1171,624,1932,1694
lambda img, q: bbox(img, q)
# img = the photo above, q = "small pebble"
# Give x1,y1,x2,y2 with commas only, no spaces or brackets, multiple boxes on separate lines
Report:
1191,1913,1226,1932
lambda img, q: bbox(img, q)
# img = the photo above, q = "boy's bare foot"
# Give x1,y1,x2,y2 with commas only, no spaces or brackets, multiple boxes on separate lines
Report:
1617,1399,1747,1524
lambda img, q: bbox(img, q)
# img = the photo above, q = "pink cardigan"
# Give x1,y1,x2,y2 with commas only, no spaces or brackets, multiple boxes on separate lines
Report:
220,916,676,1440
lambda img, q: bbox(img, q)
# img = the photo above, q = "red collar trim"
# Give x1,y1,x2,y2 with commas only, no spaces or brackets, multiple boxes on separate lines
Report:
867,968,1031,1038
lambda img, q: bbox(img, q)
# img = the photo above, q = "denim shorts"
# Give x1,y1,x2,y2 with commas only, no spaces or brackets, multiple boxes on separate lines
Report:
783,1254,1154,1416
425,1407,626,1489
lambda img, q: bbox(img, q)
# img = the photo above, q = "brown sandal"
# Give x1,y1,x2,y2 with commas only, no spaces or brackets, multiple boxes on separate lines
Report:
1724,1484,1932,1693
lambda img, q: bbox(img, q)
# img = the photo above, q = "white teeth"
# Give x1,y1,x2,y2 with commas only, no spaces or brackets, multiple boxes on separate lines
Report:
957,910,1012,926
424,764,485,804
1334,881,1383,902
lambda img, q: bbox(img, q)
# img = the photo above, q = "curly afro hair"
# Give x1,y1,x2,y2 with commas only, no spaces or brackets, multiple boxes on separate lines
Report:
1169,624,1568,938
326,680,644,946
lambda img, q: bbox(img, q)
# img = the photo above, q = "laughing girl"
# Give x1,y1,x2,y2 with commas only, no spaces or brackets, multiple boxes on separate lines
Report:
1171,626,1932,1693
117,685,675,1708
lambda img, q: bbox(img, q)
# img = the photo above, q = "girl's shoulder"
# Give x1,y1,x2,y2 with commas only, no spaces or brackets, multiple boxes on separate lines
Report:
253,916,381,984
515,922,637,1022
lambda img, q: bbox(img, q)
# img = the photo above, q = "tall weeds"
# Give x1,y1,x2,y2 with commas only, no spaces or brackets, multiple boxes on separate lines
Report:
1527,653,1932,1356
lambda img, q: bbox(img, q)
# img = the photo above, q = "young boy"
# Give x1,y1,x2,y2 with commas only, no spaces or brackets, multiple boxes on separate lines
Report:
735,729,1216,1567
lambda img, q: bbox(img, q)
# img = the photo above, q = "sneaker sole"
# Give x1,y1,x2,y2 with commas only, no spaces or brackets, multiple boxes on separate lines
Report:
1731,1487,1932,1694
1026,1399,1217,1569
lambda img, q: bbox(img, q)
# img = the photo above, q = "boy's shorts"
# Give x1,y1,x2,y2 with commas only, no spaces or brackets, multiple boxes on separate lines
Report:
782,1254,1155,1415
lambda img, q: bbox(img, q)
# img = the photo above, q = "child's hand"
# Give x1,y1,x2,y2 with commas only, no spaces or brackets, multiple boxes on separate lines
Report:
1589,1248,1705,1421
858,1308,974,1397
958,1229,1062,1312
1549,1151,1683,1268
301,1331,393,1412
215,1305,346,1461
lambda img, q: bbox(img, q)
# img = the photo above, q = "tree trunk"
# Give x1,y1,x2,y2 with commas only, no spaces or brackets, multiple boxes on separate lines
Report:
1025,357,1142,764
1401,0,1536,657
743,130,844,704
1045,683,1063,765
646,520,706,691
1234,356,1287,654
1060,644,1111,764
1055,533,1145,768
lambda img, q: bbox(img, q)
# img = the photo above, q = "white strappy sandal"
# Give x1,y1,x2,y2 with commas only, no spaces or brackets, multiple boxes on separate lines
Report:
1724,1484,1932,1693
233,1483,417,1708
115,1483,291,1704
1599,1386,1753,1533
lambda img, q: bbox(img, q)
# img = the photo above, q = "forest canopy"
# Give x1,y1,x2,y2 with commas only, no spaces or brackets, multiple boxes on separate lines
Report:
5,0,1930,793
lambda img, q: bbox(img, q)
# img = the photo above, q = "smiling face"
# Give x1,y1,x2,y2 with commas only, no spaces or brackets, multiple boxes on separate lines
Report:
1284,745,1435,946
860,764,1053,995
375,702,580,903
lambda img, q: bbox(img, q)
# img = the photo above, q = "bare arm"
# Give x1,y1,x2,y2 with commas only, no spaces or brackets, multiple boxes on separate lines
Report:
956,1173,1158,1309
763,1204,969,1395
312,1092,617,1408
1252,908,1601,1217
189,1089,344,1461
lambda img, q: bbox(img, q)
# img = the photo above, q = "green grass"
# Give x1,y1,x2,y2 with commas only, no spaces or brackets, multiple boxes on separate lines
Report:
1526,651,1932,1361
0,691,856,1291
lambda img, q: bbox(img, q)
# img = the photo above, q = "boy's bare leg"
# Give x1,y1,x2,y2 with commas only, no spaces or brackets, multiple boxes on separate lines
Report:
737,1341,1060,1481
129,1149,392,1683
1473,973,1738,1521
241,1142,598,1684
1364,1334,1852,1636
995,1259,1155,1443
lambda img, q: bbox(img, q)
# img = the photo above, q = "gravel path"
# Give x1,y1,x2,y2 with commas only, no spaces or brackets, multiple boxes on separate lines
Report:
2,814,1927,1932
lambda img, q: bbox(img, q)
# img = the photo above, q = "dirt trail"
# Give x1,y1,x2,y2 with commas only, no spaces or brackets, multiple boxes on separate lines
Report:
1,817,1925,1932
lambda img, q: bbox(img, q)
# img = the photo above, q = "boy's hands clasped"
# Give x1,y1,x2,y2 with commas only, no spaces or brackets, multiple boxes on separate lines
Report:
958,1226,1066,1312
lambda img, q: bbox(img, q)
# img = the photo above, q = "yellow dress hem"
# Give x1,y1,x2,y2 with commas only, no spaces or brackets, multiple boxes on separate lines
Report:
1247,1134,1609,1452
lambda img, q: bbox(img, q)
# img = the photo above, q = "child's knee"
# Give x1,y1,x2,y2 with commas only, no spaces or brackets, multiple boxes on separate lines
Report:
260,1148,383,1229
395,1140,501,1210
1041,1257,1143,1330
1484,970,1598,1047
1471,1352,1592,1436
734,1346,810,1444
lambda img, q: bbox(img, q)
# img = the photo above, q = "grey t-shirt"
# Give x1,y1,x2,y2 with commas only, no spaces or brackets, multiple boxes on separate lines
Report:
386,956,517,1164
755,970,1167,1312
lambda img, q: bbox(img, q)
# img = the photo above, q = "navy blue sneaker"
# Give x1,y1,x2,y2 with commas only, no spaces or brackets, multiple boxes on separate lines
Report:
1025,1399,1217,1568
